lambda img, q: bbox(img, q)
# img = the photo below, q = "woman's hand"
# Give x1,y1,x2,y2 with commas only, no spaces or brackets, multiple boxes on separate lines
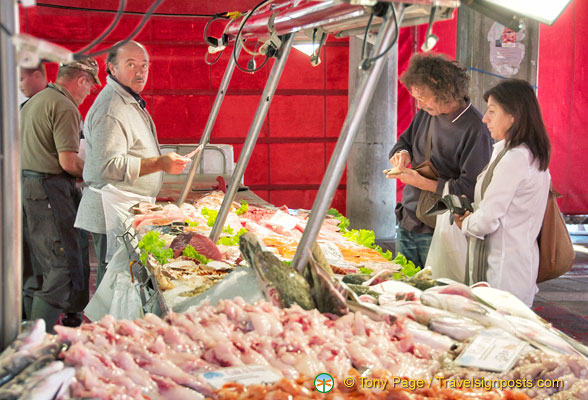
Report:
454,210,471,229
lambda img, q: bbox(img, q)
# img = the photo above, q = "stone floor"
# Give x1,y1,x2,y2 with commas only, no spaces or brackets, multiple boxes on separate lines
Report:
532,235,588,344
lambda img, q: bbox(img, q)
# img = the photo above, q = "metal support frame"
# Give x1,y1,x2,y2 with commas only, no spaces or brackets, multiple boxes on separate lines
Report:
223,0,454,41
292,4,404,274
210,34,295,243
176,46,242,206
1,1,22,350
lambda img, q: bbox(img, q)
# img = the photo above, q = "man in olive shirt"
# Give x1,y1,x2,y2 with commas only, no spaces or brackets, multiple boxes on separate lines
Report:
20,58,100,332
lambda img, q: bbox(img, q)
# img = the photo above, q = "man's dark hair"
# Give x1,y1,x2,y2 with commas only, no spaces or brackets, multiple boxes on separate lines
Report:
106,45,120,75
400,53,469,105
483,79,551,171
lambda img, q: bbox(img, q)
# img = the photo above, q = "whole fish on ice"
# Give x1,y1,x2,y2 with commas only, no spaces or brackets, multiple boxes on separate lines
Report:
420,291,516,335
239,233,315,310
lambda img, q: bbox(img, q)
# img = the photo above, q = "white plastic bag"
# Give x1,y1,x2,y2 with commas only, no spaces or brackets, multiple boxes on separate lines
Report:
100,184,154,263
84,245,143,321
426,183,468,282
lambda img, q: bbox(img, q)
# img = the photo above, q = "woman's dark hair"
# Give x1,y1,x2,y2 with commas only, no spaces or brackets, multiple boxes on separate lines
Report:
400,53,469,105
483,79,551,171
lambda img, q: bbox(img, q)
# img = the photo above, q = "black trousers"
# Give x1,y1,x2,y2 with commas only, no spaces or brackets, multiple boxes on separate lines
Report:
22,174,89,317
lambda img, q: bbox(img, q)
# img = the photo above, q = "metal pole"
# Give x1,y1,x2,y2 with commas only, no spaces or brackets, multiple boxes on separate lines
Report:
292,4,404,273
1,1,22,350
176,45,242,206
210,34,294,243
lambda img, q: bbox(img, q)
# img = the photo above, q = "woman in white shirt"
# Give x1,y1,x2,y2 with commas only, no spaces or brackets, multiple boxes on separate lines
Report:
454,79,551,306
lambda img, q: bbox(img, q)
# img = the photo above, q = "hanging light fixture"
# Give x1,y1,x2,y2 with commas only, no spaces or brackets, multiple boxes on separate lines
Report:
293,43,319,56
482,0,572,25
462,0,572,31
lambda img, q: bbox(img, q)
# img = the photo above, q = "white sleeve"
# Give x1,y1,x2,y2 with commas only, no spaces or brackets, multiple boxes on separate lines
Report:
461,149,529,239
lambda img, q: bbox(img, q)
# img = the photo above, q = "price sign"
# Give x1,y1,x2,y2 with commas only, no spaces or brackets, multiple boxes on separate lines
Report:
318,242,345,264
201,365,283,389
455,328,528,372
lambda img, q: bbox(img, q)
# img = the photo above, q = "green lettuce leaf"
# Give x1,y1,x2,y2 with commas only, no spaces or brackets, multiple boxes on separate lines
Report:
328,208,350,233
217,228,248,246
235,200,249,215
201,207,218,227
138,231,173,265
359,266,373,275
392,252,420,279
182,245,211,264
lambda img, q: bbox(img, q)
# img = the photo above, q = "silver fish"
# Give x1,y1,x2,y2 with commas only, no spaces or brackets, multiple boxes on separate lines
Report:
239,233,316,310
404,319,455,352
425,282,475,299
346,299,398,325
21,366,75,400
0,320,45,361
471,286,544,323
428,316,485,341
0,341,63,387
0,355,56,391
420,291,517,335
0,361,65,400
505,315,586,358
380,301,456,325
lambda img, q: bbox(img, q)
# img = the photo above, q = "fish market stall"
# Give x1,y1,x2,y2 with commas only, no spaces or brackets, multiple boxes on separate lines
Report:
4,189,588,399
109,190,403,317
71,188,588,399
3,1,586,399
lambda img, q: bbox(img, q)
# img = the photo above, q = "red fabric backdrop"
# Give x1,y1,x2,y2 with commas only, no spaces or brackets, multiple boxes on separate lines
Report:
538,0,588,214
19,2,349,211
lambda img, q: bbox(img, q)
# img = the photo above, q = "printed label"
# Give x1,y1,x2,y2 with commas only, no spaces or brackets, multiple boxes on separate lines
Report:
201,365,283,389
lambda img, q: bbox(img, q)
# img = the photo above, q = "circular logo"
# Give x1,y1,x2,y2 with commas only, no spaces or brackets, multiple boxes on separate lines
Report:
314,373,335,393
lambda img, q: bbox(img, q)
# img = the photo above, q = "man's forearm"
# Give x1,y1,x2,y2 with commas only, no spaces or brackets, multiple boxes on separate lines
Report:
66,157,84,178
58,151,84,178
139,156,162,176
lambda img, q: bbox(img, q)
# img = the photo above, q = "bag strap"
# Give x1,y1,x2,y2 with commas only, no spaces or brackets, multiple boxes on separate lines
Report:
480,147,508,199
465,145,507,286
424,117,434,161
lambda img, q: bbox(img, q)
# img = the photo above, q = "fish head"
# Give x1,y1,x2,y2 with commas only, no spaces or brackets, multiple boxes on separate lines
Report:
240,234,315,310
239,233,264,263
306,248,348,315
